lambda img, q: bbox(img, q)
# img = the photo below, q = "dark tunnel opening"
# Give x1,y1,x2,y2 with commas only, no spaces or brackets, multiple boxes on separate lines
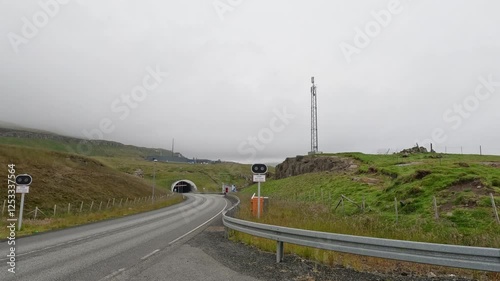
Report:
173,181,194,193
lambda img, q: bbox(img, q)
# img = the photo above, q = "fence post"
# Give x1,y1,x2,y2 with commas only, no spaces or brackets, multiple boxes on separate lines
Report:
491,193,500,224
54,204,57,217
34,207,38,219
68,203,71,214
362,196,365,212
106,199,111,209
394,197,399,224
99,201,103,211
80,201,84,213
89,201,94,212
119,198,123,207
112,198,115,207
433,196,439,220
1,200,6,217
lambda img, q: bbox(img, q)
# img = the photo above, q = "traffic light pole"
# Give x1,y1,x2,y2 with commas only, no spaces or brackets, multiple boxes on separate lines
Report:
251,164,267,220
18,193,25,231
257,181,261,219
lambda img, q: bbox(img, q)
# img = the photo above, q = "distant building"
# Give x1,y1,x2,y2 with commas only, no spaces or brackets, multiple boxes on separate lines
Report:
146,154,217,164
145,155,190,163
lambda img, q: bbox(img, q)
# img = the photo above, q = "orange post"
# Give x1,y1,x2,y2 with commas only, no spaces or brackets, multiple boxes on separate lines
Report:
251,196,264,217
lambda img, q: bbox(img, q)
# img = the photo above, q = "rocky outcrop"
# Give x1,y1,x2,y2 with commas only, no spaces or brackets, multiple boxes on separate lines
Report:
133,169,144,178
399,144,428,157
274,156,356,179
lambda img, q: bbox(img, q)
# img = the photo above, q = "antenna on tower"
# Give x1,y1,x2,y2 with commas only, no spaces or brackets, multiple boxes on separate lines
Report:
309,77,319,155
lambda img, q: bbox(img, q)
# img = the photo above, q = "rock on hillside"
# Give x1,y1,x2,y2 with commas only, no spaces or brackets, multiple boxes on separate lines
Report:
275,155,356,179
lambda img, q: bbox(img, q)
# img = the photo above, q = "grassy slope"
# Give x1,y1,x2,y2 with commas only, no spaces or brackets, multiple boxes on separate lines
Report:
0,136,173,158
96,156,252,192
239,152,500,245
0,144,170,211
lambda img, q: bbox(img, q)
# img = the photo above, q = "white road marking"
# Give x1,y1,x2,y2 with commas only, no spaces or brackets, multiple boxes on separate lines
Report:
98,267,126,281
168,199,228,246
141,249,160,260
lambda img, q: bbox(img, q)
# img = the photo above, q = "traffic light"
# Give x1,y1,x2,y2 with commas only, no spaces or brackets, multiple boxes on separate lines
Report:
251,164,267,174
16,174,32,185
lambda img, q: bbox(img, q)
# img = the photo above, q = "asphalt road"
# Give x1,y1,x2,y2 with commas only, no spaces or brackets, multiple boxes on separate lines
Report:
0,194,256,281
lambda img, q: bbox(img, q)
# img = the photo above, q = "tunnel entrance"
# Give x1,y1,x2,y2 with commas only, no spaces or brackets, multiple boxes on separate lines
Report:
171,180,197,193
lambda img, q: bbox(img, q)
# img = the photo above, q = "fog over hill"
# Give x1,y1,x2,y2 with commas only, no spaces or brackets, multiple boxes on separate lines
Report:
1,1,499,163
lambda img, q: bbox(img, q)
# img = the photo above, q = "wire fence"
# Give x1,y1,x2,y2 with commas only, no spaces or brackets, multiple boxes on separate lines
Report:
377,145,497,155
1,194,173,220
269,191,500,225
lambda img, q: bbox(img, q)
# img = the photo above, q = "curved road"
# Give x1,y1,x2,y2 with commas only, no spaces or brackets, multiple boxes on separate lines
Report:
1,194,255,281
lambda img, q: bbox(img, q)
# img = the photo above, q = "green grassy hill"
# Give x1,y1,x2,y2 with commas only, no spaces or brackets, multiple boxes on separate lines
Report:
0,144,170,211
239,152,500,246
0,136,175,159
95,156,252,192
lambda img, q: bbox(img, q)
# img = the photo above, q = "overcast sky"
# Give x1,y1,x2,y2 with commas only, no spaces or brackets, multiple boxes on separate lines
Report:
1,0,500,163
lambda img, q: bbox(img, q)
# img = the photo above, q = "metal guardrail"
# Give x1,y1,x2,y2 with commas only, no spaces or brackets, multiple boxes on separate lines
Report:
222,199,500,272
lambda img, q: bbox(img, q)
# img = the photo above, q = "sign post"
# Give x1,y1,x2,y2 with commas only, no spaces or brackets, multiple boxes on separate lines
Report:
251,164,267,219
15,174,32,231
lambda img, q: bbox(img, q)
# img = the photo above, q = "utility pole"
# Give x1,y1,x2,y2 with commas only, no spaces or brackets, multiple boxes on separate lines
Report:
310,76,318,154
171,138,174,157
152,159,157,204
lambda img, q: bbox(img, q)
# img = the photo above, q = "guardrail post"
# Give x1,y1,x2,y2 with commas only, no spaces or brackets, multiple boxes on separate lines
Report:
276,241,284,263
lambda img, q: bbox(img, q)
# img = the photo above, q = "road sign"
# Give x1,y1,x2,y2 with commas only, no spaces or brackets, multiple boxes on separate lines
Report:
253,174,266,182
251,164,267,174
16,185,29,193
